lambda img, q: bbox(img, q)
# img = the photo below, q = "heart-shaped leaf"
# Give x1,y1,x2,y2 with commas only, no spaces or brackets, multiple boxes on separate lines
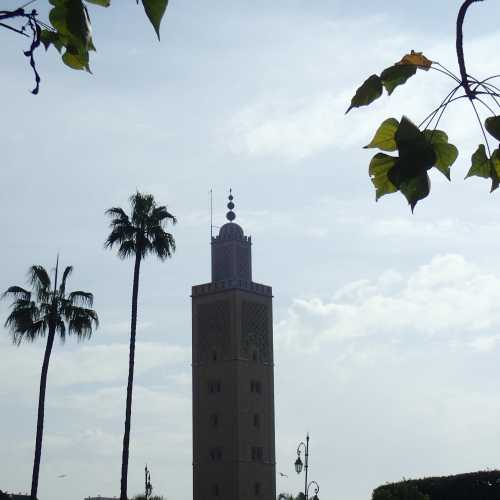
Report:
466,144,491,179
364,118,399,151
423,129,458,180
465,145,500,192
346,75,383,114
368,153,397,200
62,45,90,71
485,116,500,142
380,64,417,95
395,116,436,172
432,143,458,180
422,129,448,145
388,162,430,211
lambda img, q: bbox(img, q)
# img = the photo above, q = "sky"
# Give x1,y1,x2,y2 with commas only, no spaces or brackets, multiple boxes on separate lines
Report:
2,1,500,499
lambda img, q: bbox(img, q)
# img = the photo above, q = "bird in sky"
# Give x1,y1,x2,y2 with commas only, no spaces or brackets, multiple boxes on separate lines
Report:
279,472,288,478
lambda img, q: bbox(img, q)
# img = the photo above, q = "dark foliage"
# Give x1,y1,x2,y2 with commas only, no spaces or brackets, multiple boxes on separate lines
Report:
373,470,500,500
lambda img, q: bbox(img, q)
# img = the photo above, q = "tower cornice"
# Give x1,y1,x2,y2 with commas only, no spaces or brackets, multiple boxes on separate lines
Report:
192,279,272,297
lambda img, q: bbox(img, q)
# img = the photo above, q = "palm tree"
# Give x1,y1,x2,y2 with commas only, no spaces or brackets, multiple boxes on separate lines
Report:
105,192,177,500
2,260,98,500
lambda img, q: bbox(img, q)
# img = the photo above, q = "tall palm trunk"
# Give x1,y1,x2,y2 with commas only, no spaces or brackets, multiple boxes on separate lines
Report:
120,252,142,500
30,325,56,500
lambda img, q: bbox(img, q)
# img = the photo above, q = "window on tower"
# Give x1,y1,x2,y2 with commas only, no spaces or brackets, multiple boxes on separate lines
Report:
250,380,262,394
208,380,222,393
212,484,220,496
254,482,261,496
252,350,258,362
251,446,263,462
209,447,223,461
253,413,260,428
212,349,218,361
210,413,219,428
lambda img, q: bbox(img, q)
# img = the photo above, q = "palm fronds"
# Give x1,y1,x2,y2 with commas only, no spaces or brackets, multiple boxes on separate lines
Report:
2,264,98,345
105,192,177,262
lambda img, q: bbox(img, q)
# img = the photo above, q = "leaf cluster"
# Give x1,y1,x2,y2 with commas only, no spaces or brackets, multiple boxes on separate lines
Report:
346,52,431,114
465,117,500,191
373,482,429,500
40,0,168,72
373,470,500,500
366,116,458,210
347,46,500,210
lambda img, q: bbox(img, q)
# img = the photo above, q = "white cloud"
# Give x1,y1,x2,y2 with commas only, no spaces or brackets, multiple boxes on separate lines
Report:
50,342,189,387
0,340,189,402
467,334,500,352
228,92,349,161
277,254,500,351
224,24,500,163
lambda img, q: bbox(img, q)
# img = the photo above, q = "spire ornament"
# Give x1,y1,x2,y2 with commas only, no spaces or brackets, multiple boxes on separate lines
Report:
226,188,236,222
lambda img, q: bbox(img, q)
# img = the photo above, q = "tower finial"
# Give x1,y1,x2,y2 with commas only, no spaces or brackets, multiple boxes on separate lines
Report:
226,188,236,222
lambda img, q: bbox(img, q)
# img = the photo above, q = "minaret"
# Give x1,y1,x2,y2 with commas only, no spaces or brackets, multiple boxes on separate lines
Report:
192,191,276,500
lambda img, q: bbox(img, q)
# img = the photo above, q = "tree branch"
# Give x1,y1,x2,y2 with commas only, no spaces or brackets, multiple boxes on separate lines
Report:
0,7,42,94
456,0,484,99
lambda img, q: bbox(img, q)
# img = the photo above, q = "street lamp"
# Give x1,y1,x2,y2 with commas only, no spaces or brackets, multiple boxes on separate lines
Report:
294,434,319,500
145,464,153,500
294,455,303,474
307,480,320,500
295,433,309,496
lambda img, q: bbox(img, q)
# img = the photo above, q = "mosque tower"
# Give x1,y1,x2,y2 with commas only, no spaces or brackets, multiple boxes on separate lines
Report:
191,191,276,500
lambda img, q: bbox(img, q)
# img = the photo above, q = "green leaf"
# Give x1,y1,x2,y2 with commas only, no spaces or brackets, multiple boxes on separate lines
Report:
40,30,65,52
388,162,430,212
490,149,500,192
491,148,500,176
422,129,448,145
62,46,90,71
364,118,399,151
395,116,436,172
142,0,168,40
380,64,417,95
423,129,458,180
66,0,92,48
368,153,397,200
400,172,430,212
466,144,491,179
49,5,71,36
50,0,93,49
85,0,110,6
485,116,500,142
49,0,94,71
465,145,500,192
432,143,458,180
346,74,383,114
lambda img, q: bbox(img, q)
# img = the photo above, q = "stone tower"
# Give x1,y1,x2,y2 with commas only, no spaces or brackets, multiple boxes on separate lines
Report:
191,191,276,500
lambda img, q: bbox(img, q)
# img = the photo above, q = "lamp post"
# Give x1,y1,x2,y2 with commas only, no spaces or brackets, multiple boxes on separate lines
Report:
306,480,320,500
294,434,320,500
295,434,309,499
144,464,152,500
